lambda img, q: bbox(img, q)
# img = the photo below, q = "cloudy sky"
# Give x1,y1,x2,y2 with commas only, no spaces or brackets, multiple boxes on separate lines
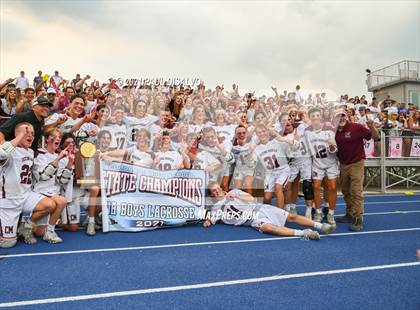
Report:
0,0,419,98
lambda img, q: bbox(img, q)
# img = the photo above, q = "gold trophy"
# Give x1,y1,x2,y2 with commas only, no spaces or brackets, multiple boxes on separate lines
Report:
75,141,100,186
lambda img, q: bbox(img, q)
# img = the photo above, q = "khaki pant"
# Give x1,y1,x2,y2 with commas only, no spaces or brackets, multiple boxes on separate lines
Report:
340,160,365,217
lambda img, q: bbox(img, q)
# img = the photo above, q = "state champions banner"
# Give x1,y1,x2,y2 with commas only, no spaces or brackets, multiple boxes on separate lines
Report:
100,161,206,232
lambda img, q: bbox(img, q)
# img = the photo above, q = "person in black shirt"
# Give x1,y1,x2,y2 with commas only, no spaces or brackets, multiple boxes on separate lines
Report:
0,96,54,151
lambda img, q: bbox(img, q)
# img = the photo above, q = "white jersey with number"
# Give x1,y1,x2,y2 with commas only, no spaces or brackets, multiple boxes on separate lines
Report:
154,150,183,170
289,123,311,163
0,147,34,200
232,142,255,172
126,147,154,168
210,189,257,226
304,125,338,169
251,138,292,175
101,123,127,149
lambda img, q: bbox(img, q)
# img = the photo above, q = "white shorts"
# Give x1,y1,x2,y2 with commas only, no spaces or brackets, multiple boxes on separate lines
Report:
312,164,340,180
251,204,289,232
289,159,312,182
61,187,85,225
0,192,45,239
254,162,265,181
264,166,290,193
222,163,235,177
233,166,254,181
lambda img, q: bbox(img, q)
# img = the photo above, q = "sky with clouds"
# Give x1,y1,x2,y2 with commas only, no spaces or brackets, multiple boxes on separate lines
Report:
0,0,419,98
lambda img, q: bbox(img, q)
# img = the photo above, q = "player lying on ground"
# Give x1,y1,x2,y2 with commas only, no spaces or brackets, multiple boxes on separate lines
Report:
203,182,335,240
0,123,64,248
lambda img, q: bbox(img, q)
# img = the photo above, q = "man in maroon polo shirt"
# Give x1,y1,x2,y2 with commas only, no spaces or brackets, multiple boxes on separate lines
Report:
334,108,379,231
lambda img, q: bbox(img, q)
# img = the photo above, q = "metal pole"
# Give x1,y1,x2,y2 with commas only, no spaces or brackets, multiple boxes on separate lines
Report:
380,131,386,193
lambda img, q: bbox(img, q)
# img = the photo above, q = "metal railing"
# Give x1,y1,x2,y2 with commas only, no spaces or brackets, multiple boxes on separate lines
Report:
364,131,420,193
366,60,420,91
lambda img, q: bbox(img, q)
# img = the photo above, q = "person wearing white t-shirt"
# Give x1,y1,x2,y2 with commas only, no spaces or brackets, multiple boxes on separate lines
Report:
50,70,63,88
15,71,29,90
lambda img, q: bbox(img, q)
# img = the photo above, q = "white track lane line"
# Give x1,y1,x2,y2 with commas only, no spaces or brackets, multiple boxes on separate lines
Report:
1,227,420,259
296,200,420,207
0,261,418,308
336,210,420,216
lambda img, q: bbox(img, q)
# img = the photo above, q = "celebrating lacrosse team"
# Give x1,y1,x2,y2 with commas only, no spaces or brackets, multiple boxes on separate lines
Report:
3,70,410,249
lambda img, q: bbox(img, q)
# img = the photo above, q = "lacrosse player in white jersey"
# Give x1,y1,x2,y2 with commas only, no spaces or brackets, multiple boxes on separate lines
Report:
45,94,85,134
213,109,236,190
57,133,79,232
231,125,255,194
101,128,154,168
203,182,334,240
101,105,128,150
154,131,189,170
305,107,339,226
286,110,314,218
185,133,222,185
247,123,298,209
32,128,74,240
0,123,63,248
199,127,234,190
125,99,158,143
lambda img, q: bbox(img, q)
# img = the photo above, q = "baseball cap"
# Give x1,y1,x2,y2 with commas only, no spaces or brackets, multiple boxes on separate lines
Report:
47,87,56,94
32,96,53,107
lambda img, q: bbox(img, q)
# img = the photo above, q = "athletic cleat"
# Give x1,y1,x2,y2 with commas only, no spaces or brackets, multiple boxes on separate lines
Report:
302,229,320,240
82,217,101,229
313,211,323,223
43,230,63,244
350,216,364,231
336,213,353,223
18,223,37,245
0,238,17,248
86,222,96,236
327,213,336,227
320,223,335,235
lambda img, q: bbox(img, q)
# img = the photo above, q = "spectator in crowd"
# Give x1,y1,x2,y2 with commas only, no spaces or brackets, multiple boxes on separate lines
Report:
34,70,44,89
16,87,36,113
72,74,82,88
0,87,20,117
408,110,420,135
58,86,76,112
0,96,54,151
15,71,29,90
50,70,63,89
